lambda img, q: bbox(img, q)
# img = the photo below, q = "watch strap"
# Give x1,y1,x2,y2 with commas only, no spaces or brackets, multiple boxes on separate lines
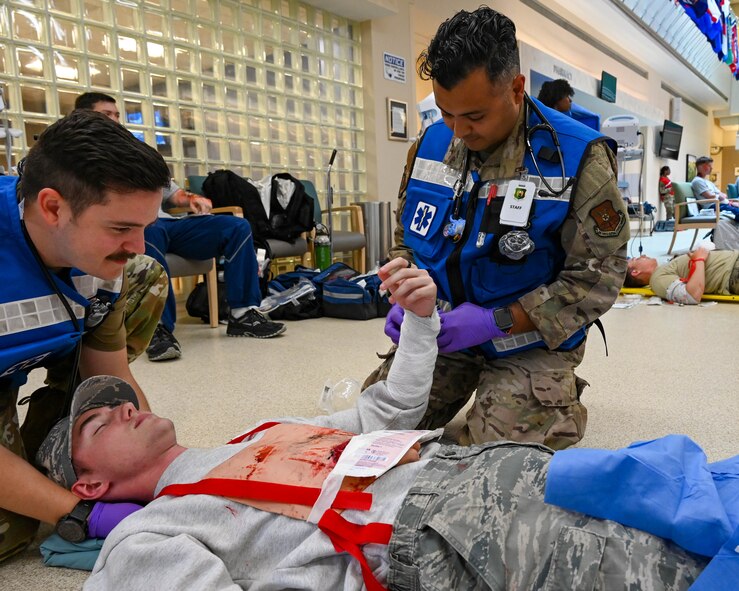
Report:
56,500,95,542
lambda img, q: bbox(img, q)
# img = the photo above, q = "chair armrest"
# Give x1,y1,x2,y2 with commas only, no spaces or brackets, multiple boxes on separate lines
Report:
324,205,365,234
675,198,719,222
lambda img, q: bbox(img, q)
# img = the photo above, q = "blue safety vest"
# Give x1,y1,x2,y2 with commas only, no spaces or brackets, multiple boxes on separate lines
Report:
403,99,614,358
0,176,122,386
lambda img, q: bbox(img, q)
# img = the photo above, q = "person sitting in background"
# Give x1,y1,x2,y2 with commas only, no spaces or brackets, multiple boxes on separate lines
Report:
691,156,739,222
659,165,675,220
74,93,285,362
537,78,574,113
624,247,739,303
36,260,731,591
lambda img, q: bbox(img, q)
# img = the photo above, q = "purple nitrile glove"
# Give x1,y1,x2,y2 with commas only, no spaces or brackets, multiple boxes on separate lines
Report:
88,501,143,538
384,303,405,344
436,302,508,353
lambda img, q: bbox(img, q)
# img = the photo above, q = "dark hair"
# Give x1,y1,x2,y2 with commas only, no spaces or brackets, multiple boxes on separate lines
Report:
660,166,670,176
623,269,647,288
74,92,116,110
20,111,170,217
417,6,519,89
537,79,574,108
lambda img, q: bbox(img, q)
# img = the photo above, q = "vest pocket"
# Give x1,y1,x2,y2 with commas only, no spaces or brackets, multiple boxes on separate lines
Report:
470,248,553,304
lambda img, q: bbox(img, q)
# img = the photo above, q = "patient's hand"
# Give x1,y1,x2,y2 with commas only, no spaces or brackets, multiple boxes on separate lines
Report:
379,258,436,318
397,442,422,465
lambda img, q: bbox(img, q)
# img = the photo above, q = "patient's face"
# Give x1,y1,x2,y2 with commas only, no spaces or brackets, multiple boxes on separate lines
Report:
627,256,658,279
72,403,176,485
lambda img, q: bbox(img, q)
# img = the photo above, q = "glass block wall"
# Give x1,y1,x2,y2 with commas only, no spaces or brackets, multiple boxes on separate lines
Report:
0,0,366,206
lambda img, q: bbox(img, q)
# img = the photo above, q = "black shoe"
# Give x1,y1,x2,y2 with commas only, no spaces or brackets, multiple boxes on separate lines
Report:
227,309,286,338
146,325,182,361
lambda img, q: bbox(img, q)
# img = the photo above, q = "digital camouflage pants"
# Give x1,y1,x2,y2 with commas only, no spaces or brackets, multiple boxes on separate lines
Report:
0,255,167,563
363,342,589,450
388,442,707,591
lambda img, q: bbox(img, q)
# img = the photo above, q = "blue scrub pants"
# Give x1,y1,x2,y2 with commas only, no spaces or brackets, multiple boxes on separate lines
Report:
145,215,261,332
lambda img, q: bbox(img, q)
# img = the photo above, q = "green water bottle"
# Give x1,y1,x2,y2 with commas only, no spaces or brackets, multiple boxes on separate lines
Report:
314,223,331,270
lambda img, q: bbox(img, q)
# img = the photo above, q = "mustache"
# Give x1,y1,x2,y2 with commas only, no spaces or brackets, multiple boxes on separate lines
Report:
106,251,137,263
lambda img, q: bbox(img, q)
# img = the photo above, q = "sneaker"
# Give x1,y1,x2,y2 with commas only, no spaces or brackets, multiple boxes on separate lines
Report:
146,325,182,361
227,309,286,338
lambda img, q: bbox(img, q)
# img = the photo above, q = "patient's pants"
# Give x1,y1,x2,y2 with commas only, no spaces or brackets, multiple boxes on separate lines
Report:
388,442,707,591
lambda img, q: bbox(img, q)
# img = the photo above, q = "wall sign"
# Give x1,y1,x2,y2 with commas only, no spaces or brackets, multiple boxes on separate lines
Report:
383,52,406,83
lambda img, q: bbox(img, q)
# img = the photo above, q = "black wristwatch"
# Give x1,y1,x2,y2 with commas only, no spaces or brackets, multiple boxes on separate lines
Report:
493,306,514,334
56,500,95,543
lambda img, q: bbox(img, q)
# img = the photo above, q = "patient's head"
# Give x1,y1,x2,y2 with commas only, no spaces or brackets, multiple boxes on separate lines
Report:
624,255,658,287
37,376,183,502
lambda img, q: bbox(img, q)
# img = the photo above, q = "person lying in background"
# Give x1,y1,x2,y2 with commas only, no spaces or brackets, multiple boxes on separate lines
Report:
625,247,739,303
37,259,733,590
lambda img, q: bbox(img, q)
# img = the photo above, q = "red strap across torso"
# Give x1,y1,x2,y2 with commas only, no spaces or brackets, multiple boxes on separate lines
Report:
157,421,393,591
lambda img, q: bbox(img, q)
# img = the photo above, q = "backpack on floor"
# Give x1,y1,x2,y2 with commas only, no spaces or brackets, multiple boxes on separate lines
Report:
185,280,229,324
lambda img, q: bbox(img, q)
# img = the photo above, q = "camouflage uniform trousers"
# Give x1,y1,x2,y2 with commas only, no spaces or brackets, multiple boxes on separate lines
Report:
0,255,167,563
663,195,675,220
363,341,589,451
387,442,707,591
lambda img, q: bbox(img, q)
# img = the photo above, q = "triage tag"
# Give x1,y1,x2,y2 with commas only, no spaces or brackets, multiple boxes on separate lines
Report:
307,429,437,523
499,180,536,227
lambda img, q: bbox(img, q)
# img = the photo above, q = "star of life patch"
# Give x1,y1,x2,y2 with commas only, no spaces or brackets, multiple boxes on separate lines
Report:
410,201,437,237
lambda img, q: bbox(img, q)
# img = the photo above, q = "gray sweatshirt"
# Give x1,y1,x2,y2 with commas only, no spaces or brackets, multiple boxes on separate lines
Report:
83,310,441,590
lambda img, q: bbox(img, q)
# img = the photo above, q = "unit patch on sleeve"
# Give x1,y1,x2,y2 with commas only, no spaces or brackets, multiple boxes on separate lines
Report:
410,202,437,237
589,200,625,237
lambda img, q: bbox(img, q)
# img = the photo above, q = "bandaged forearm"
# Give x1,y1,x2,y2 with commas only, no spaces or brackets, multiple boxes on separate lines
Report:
385,310,440,410
665,279,699,305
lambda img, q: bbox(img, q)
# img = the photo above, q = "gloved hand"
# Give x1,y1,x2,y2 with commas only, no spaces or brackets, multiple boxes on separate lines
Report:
88,501,143,538
384,303,405,344
437,302,508,353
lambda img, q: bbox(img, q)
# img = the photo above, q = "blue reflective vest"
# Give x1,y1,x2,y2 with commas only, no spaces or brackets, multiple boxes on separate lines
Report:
403,99,614,358
0,176,122,386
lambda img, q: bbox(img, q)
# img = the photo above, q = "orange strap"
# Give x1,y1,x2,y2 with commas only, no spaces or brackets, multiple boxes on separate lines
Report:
157,478,372,511
681,258,705,283
157,477,391,591
318,510,393,591
177,421,393,590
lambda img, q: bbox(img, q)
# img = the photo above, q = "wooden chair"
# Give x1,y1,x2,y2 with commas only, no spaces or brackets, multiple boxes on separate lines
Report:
668,181,720,254
165,205,244,328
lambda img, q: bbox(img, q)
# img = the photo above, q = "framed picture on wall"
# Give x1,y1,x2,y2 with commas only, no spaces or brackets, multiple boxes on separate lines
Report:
686,154,697,182
387,98,408,141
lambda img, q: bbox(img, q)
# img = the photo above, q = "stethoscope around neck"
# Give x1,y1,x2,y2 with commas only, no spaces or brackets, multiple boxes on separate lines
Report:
523,93,573,199
443,94,574,243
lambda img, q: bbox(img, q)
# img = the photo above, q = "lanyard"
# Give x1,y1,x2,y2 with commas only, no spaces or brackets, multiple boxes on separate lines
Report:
451,149,471,220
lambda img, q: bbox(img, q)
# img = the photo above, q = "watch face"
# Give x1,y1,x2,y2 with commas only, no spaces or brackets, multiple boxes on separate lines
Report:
56,519,86,543
494,306,514,331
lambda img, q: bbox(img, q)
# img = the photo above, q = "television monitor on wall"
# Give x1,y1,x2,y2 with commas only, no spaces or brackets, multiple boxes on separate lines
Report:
658,119,683,160
599,71,617,103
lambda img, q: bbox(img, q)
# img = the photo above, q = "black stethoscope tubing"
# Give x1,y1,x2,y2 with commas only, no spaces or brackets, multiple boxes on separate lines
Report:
523,93,573,198
446,94,574,239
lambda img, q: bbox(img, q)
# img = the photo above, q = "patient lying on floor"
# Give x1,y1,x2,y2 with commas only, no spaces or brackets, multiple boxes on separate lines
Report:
35,259,736,590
